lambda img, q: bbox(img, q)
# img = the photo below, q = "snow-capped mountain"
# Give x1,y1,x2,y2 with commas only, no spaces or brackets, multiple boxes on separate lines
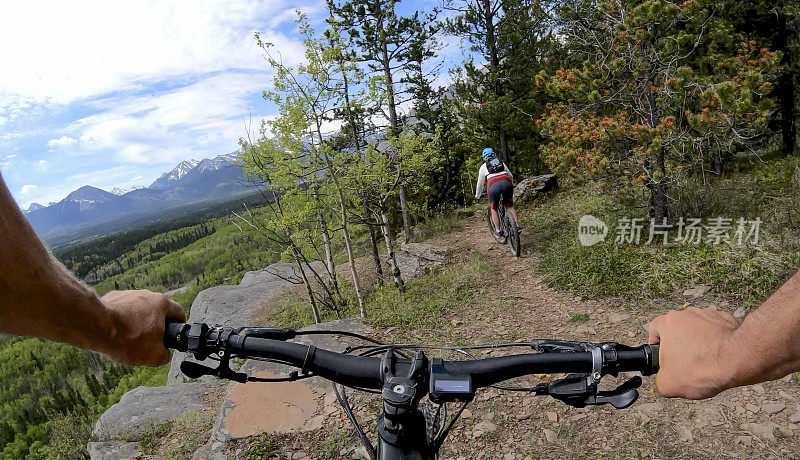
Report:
111,185,145,196
25,151,253,242
150,159,200,190
192,153,239,174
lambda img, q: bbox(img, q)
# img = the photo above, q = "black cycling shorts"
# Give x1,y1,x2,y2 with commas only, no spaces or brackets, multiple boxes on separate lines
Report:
487,179,513,210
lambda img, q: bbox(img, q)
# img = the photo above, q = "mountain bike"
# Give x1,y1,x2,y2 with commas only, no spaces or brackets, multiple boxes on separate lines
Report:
165,321,659,460
487,201,521,257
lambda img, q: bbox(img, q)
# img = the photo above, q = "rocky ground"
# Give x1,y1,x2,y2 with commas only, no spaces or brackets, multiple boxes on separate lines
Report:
91,213,800,459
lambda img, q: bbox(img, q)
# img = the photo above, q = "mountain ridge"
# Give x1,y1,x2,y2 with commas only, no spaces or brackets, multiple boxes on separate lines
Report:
25,151,257,242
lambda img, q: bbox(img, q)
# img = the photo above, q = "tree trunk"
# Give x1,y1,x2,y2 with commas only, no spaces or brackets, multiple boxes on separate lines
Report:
380,209,405,292
365,203,384,285
292,248,320,324
378,22,414,242
648,181,669,221
319,214,338,295
777,65,797,156
380,28,399,133
398,183,414,242
498,129,509,164
711,151,723,175
644,81,669,220
333,179,366,317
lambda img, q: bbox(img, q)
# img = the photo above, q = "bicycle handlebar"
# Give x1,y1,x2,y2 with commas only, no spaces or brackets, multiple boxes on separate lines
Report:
164,321,659,390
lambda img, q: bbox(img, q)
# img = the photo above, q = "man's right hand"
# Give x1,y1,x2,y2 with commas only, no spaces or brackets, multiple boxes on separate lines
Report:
647,306,741,399
101,290,186,367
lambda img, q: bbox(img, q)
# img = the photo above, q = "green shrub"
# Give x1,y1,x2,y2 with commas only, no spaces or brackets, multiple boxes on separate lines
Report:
569,314,590,323
521,163,800,306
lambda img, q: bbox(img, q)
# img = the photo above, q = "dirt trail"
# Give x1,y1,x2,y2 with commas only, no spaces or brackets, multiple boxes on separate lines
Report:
419,215,800,459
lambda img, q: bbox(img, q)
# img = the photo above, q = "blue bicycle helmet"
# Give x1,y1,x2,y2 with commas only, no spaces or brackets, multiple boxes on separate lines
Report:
482,147,495,159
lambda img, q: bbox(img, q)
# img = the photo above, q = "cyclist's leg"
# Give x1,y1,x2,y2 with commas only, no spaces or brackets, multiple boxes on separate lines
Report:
490,205,501,232
487,184,502,233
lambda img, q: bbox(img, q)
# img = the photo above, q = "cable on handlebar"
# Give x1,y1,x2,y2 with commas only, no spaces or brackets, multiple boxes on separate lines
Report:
334,381,377,460
294,329,384,345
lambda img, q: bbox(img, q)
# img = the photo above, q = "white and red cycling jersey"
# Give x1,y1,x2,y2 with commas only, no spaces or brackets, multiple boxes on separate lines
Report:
474,162,514,199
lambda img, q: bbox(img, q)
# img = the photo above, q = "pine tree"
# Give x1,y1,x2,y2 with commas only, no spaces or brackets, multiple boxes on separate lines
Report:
540,0,778,219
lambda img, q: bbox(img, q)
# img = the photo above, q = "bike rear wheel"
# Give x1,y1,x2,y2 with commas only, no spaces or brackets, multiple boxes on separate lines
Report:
504,212,521,257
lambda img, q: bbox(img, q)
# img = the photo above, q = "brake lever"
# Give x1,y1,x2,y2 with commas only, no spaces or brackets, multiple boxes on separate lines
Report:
545,374,641,409
180,360,248,383
595,376,642,408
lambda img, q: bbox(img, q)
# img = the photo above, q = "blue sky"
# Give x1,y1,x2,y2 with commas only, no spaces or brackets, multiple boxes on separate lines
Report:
0,0,459,209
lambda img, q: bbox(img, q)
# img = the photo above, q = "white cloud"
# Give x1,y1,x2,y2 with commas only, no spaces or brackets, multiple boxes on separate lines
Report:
0,1,309,106
19,184,37,195
69,72,273,164
47,136,77,148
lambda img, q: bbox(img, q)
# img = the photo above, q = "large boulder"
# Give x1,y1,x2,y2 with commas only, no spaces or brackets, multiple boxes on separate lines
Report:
392,243,448,279
91,382,222,442
513,174,558,204
167,262,321,384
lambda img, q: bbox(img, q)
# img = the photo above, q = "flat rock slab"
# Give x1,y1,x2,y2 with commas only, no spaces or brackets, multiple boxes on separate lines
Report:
92,382,222,442
87,441,141,460
168,262,321,385
392,243,448,279
223,372,320,438
210,317,373,444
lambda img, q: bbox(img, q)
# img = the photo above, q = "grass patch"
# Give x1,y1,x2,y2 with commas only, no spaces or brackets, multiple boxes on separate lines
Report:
243,432,281,459
569,313,590,323
323,428,351,457
137,411,212,458
267,253,493,331
412,209,470,241
364,253,492,329
520,158,800,306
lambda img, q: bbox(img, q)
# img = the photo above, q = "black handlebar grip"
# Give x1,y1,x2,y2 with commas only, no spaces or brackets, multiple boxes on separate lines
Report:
164,321,187,351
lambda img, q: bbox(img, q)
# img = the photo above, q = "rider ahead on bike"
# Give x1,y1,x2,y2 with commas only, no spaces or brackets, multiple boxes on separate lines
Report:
475,147,520,237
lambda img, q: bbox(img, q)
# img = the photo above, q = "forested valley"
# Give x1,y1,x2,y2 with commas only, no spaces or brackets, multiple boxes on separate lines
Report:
5,0,800,458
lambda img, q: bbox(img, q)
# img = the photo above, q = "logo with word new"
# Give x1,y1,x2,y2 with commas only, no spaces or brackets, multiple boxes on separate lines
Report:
578,215,608,246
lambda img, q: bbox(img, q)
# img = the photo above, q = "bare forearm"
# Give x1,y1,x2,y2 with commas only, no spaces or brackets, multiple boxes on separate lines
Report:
725,269,800,387
0,175,116,354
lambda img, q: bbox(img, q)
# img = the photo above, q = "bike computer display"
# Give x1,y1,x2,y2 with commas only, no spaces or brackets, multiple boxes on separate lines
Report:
429,358,474,403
